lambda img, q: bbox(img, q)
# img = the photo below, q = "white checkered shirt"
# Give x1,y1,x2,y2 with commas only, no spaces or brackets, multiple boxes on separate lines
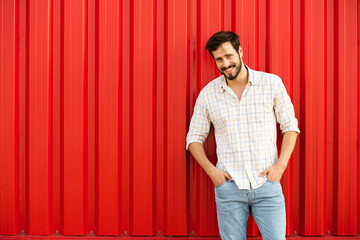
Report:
186,66,300,190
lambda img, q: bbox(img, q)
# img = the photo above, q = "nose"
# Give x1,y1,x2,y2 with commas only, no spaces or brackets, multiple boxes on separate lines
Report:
222,58,230,68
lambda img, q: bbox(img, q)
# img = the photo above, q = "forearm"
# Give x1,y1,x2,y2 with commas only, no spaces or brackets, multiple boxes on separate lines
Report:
188,142,216,175
189,142,233,185
277,131,299,167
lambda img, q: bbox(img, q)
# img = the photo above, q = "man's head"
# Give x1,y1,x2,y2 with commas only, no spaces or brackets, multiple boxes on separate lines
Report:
206,31,243,81
205,31,240,58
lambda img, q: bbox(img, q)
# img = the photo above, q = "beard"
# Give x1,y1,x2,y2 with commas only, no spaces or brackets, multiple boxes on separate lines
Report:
219,55,242,80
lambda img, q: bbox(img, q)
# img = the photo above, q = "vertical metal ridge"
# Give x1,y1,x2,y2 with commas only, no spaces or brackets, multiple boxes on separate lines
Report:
61,0,88,234
27,0,53,234
163,0,168,234
325,0,335,234
128,0,134,234
82,0,89,232
152,0,158,234
18,0,28,233
230,0,236,30
333,0,358,235
358,1,360,234
117,0,123,234
96,0,121,234
298,0,306,234
14,0,20,234
299,0,327,235
155,0,165,235
131,0,155,234
165,0,188,235
185,0,191,234
94,0,99,232
120,0,131,234
87,0,96,233
25,0,30,234
333,0,341,233
59,0,65,232
0,0,19,235
47,0,54,230
322,0,328,232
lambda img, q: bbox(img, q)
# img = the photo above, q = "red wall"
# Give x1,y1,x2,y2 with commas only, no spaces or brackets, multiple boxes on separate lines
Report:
0,0,359,237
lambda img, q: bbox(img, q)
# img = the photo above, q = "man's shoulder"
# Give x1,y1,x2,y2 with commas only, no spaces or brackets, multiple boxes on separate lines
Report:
251,68,279,79
199,75,223,94
250,68,282,85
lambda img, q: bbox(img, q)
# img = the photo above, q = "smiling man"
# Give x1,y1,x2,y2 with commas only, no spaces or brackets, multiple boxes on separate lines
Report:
186,31,300,240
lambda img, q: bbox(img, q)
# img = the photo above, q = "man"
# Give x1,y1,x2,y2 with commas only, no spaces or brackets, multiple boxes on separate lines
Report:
186,31,300,240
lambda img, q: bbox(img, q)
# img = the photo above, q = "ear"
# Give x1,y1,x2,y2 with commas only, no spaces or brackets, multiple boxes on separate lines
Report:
238,46,243,58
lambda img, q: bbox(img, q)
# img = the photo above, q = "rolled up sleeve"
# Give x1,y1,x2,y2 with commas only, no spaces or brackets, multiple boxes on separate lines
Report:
274,77,300,134
186,92,211,150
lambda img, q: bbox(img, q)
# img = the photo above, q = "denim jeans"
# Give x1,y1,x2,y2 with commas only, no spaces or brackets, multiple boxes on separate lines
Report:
215,179,286,240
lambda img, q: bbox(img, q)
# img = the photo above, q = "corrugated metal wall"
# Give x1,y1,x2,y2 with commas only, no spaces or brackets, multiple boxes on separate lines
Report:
0,0,359,237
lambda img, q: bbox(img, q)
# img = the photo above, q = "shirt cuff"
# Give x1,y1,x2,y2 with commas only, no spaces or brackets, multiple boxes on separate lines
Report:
186,140,204,151
282,127,300,134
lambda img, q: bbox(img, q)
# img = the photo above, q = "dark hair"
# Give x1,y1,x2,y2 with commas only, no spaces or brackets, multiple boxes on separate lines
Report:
205,31,240,58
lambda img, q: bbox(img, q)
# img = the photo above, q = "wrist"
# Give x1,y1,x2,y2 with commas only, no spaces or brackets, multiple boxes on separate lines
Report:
276,159,288,170
204,162,216,175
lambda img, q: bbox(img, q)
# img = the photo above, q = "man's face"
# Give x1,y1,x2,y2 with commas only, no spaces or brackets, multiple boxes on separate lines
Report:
212,42,243,81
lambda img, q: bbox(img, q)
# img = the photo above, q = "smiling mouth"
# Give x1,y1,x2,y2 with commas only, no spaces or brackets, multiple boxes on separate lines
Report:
224,67,234,73
222,65,235,74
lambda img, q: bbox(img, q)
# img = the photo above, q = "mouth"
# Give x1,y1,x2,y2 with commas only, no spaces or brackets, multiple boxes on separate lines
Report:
224,67,234,74
222,65,236,74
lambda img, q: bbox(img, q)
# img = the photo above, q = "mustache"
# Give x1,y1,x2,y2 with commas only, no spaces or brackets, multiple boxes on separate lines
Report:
221,65,236,72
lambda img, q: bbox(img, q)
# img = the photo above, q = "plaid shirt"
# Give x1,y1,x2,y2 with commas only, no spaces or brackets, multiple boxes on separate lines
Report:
186,66,300,190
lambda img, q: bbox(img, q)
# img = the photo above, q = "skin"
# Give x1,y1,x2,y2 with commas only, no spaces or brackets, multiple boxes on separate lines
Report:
189,42,298,186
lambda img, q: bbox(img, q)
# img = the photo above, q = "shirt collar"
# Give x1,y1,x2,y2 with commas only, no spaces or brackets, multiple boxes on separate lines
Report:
220,64,255,92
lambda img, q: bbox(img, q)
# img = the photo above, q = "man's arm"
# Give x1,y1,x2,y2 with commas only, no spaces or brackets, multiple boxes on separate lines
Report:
189,142,233,186
259,131,298,181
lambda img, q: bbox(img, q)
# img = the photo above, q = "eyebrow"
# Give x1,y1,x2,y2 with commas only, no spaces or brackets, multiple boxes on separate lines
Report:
215,53,233,60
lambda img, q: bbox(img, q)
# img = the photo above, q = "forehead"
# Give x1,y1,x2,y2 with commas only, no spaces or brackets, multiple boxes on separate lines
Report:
212,42,237,58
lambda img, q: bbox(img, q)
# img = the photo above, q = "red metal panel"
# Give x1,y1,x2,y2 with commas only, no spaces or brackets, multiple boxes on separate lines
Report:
165,0,188,235
18,0,27,234
96,0,121,235
131,0,155,235
52,0,62,233
0,0,359,238
87,0,96,234
300,0,326,235
61,0,88,234
120,0,131,235
292,0,302,235
325,0,335,235
27,0,53,234
333,0,358,235
155,0,165,235
0,0,19,235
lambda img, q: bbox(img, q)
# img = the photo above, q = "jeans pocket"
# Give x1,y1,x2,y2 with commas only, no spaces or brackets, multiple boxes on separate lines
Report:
215,179,228,189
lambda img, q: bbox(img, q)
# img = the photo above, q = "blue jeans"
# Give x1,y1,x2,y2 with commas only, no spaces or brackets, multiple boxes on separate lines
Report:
215,179,286,240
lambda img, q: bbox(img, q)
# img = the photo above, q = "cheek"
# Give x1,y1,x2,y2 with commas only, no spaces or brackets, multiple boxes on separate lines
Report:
215,63,222,70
